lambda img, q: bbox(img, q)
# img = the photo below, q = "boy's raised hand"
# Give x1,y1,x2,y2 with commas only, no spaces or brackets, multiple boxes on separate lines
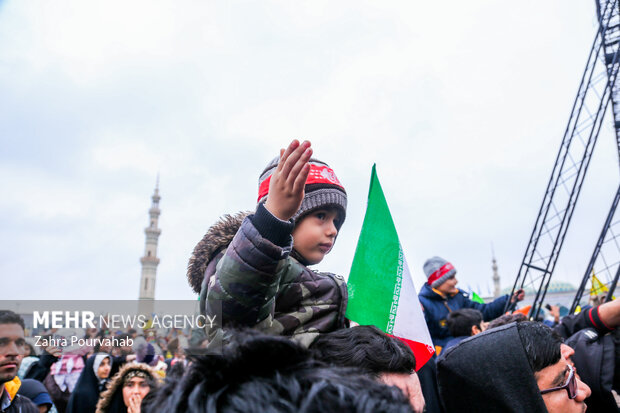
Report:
264,139,312,221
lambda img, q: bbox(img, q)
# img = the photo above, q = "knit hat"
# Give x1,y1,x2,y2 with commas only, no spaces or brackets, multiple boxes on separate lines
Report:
423,256,456,288
257,156,347,228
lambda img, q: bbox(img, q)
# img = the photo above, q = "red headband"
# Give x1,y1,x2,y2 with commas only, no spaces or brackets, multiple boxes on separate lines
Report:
427,262,455,285
257,164,343,202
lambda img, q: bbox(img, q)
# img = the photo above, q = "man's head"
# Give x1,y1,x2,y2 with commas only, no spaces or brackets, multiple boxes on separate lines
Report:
310,326,424,412
309,325,415,375
517,322,591,413
447,308,485,337
437,322,590,413
486,312,527,329
485,313,576,367
147,330,412,413
423,256,458,294
0,310,26,385
258,157,347,264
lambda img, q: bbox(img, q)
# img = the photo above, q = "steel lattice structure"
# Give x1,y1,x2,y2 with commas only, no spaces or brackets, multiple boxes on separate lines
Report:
507,0,620,318
570,184,620,312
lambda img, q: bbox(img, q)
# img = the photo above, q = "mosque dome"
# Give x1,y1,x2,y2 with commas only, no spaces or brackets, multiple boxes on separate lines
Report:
500,280,576,295
546,280,577,293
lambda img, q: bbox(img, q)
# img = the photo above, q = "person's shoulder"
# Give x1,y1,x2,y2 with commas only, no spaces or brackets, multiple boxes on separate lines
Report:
12,394,39,413
296,266,347,290
418,284,436,300
448,289,469,304
456,289,469,298
187,210,251,294
313,270,345,282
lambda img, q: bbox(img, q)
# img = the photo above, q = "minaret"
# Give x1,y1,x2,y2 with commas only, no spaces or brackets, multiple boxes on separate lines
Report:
138,178,161,315
492,246,500,298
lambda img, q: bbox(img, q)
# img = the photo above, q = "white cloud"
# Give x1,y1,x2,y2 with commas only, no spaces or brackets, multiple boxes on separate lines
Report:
0,0,615,302
91,139,162,174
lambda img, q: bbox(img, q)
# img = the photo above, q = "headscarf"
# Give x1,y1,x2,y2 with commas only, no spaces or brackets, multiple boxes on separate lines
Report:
66,353,111,413
93,354,112,380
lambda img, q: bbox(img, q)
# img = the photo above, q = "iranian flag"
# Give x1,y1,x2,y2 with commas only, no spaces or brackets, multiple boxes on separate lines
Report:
346,165,435,370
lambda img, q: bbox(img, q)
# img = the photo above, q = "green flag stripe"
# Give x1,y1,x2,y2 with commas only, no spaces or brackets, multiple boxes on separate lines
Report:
385,247,404,334
347,165,402,330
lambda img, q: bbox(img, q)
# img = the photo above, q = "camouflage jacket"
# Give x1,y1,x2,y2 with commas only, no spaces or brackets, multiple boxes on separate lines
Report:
187,209,348,347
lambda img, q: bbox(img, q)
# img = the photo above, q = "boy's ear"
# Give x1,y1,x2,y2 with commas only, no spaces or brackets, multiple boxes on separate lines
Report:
471,325,482,336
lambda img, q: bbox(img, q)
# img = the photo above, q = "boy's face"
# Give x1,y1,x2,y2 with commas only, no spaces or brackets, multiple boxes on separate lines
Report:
436,276,458,295
292,208,340,265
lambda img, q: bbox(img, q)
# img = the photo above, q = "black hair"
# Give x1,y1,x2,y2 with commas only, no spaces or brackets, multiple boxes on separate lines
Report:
487,312,527,330
309,325,415,375
145,329,412,413
0,310,25,330
447,309,483,337
517,321,562,373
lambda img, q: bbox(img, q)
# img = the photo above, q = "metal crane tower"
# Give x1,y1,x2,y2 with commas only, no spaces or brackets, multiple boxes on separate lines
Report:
507,0,620,318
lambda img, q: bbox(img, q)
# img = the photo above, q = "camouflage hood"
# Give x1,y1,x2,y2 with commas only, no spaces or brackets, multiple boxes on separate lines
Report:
187,211,252,294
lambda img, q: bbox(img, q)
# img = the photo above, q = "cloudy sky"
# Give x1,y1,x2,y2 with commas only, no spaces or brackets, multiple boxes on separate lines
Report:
1,0,617,301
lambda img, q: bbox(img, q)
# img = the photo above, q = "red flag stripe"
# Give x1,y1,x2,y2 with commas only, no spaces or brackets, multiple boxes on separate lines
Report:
387,334,435,372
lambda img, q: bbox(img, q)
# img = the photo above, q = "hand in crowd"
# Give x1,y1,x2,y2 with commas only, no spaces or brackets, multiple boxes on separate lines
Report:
126,394,143,413
264,139,312,221
45,345,62,358
548,305,560,323
599,296,620,328
511,288,525,303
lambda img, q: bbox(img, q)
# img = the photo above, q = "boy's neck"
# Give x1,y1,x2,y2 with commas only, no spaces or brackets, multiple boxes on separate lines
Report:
291,249,311,266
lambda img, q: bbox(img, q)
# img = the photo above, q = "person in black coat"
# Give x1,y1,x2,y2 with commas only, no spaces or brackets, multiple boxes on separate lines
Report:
66,354,111,413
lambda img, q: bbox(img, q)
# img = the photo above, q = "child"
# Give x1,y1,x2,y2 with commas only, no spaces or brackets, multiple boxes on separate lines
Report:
187,140,348,347
418,256,523,354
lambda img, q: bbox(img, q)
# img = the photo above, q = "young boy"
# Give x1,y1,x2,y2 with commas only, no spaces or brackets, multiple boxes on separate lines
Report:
187,140,348,347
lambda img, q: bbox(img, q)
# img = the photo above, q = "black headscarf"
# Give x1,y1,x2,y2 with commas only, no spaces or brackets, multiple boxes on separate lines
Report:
66,353,111,413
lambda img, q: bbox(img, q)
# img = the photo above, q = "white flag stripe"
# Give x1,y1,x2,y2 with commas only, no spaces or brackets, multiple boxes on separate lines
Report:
392,253,433,350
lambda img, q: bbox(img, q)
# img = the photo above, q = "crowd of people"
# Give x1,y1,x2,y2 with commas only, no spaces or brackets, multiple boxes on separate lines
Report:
2,139,619,412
